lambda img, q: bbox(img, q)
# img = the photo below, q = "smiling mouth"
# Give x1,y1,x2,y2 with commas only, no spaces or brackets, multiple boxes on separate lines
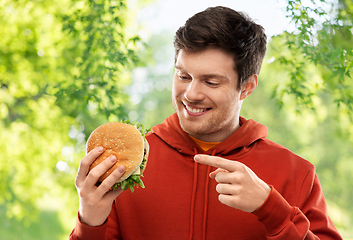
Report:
183,103,211,114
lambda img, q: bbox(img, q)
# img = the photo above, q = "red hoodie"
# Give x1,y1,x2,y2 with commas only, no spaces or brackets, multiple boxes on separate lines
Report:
70,113,342,240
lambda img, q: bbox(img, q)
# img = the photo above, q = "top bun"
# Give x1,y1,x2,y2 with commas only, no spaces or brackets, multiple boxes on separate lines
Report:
86,122,145,182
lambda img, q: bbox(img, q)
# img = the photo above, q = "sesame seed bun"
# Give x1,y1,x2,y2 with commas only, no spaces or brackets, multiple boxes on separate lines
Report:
86,122,145,183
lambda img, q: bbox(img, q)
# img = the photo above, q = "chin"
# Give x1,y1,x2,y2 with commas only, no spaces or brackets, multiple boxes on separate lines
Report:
178,118,211,136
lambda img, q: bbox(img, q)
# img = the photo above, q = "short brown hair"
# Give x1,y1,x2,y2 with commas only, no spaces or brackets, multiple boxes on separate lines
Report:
174,6,267,90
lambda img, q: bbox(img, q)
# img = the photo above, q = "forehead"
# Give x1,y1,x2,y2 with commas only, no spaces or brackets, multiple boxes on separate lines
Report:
175,48,237,78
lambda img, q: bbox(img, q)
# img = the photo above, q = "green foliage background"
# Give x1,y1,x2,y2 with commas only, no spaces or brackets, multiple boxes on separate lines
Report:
0,0,145,238
0,0,352,239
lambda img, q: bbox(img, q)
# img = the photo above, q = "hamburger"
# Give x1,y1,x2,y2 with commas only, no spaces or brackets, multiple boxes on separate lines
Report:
86,121,150,192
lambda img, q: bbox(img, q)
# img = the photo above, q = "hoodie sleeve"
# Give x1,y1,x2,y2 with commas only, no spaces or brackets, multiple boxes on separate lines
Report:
69,213,108,240
252,167,342,240
69,202,121,240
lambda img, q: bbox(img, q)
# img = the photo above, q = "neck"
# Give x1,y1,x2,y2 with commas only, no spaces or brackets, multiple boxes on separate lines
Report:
190,120,241,142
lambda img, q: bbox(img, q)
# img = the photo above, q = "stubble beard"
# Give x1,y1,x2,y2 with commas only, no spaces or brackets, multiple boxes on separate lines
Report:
173,100,219,138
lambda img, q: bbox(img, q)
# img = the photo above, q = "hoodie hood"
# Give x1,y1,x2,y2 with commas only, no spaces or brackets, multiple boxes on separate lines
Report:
151,113,268,156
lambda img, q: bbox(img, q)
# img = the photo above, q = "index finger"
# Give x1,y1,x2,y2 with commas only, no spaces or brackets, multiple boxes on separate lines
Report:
194,154,238,172
76,147,104,185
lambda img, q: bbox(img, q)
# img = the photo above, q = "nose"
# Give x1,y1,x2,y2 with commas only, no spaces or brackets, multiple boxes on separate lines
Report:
184,80,204,102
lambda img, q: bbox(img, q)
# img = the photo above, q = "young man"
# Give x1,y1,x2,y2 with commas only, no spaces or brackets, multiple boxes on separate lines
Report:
70,6,342,240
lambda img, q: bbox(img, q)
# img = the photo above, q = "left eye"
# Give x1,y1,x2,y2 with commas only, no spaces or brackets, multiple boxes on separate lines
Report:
205,81,219,87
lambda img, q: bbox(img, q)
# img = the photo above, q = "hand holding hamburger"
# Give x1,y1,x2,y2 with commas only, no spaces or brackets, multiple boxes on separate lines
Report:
75,121,149,226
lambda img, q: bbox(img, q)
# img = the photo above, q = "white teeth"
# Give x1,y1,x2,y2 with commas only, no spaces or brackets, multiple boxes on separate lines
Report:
185,105,207,113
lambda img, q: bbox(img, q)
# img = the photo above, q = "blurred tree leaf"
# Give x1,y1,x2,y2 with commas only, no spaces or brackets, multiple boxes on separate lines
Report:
277,0,353,117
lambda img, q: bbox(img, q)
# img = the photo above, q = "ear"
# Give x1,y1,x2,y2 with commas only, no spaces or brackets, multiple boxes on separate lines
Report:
240,74,258,100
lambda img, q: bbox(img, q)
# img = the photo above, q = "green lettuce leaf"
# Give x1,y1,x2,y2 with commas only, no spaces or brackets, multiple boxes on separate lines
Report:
109,120,150,193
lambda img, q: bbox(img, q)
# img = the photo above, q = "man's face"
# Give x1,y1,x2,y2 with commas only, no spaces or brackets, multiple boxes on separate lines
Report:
172,48,246,142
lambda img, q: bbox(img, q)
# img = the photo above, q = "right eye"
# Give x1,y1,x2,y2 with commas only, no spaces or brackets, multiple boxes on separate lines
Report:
178,74,191,81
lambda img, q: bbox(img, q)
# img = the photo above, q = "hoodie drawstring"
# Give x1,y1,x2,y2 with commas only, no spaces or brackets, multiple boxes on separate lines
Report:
189,147,199,240
202,165,211,240
190,148,217,240
202,149,217,240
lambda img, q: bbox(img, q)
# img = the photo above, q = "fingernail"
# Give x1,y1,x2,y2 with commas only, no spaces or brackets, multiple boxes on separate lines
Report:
194,155,200,162
118,165,125,173
97,147,104,152
110,156,117,163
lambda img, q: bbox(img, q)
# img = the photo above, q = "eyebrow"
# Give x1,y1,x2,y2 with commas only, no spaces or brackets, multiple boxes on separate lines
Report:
175,65,229,81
